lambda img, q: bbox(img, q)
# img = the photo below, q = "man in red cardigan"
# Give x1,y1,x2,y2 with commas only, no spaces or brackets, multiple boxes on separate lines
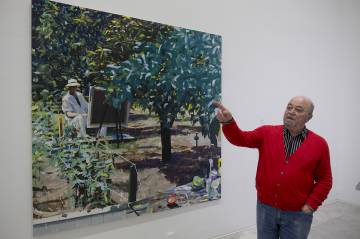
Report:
214,96,332,239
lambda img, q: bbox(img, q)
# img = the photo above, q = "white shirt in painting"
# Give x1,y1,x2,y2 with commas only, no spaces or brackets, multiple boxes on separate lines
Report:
62,92,88,137
62,91,88,118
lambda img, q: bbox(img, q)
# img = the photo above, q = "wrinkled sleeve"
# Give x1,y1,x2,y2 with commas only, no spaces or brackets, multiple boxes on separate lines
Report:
306,140,332,211
79,94,88,113
222,119,264,149
62,97,73,114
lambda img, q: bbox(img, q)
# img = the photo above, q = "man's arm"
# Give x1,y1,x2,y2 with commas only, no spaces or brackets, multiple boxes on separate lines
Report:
65,111,87,118
62,96,86,118
305,140,333,211
77,93,89,113
222,120,264,148
213,101,263,148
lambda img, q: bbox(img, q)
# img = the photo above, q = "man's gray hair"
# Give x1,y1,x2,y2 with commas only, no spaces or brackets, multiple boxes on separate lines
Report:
306,97,314,116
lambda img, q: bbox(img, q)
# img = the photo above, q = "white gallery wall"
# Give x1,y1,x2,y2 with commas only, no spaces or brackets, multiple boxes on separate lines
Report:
0,0,359,239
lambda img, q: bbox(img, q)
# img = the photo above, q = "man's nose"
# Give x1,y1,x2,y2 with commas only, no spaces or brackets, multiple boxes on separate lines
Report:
287,109,296,115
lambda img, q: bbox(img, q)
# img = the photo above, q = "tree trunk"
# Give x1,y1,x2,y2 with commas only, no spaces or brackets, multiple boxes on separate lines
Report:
160,122,172,162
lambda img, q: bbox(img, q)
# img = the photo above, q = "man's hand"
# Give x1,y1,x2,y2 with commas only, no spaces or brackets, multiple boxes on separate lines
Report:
212,101,233,123
301,204,314,214
66,112,87,118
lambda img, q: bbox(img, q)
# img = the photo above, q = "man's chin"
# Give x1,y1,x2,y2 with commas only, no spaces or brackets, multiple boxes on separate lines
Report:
283,121,294,128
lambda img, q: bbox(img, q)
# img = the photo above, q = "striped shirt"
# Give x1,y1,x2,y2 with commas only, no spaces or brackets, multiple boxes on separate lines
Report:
283,127,308,159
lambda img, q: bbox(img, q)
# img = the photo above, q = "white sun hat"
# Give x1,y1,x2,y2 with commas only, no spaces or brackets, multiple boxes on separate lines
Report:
65,78,81,87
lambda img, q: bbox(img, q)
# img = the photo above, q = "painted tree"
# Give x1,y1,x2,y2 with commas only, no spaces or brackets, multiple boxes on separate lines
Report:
106,27,221,162
32,0,172,101
32,0,113,101
88,15,173,88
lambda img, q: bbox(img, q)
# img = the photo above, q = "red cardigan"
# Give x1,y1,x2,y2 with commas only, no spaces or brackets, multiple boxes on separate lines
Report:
222,120,332,211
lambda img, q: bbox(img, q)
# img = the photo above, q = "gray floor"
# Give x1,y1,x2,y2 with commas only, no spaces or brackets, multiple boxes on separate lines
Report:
219,201,360,239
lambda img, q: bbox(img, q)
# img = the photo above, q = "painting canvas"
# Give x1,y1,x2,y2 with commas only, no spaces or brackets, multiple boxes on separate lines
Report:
32,0,221,230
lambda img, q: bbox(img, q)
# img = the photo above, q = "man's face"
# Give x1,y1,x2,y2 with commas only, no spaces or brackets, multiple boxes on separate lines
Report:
283,97,312,131
69,86,77,94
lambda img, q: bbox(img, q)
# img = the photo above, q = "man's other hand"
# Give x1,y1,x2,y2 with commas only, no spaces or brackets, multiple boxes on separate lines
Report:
301,204,314,214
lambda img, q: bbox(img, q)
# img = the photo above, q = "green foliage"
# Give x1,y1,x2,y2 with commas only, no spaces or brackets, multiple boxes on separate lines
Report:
32,0,113,101
32,101,57,188
32,100,113,208
106,27,222,137
50,139,114,207
32,0,172,101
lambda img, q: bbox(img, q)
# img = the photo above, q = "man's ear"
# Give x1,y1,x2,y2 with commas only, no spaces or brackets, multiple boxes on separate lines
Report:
307,113,313,122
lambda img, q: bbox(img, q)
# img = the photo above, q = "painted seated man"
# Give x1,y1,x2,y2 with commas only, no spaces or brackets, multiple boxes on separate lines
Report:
62,79,89,138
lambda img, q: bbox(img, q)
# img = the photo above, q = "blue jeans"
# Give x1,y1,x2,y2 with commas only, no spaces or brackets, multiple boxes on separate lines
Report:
257,200,313,239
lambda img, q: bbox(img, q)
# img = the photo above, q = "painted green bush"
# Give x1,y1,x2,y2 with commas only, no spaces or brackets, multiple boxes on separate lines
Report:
32,101,113,208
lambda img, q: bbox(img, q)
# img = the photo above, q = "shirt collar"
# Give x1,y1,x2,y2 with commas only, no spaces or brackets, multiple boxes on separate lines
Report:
283,126,308,140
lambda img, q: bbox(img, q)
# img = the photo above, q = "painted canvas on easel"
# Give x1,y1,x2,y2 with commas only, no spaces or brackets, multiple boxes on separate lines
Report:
32,0,221,231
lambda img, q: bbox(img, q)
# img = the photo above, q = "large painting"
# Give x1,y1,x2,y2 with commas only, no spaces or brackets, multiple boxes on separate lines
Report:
32,0,221,229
